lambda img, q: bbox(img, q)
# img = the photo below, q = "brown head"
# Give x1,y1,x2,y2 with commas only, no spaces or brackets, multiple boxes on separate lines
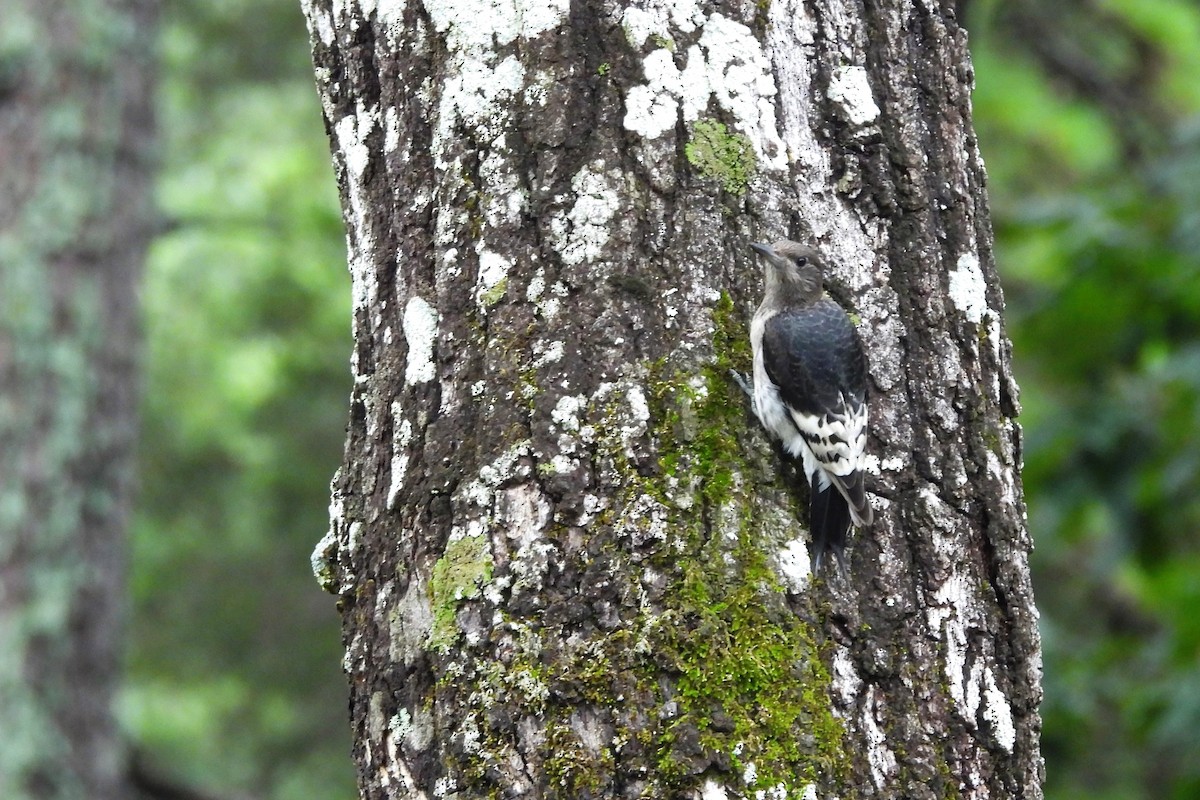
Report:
750,240,825,307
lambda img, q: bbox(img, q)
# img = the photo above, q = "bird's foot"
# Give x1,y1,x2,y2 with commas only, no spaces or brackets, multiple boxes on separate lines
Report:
729,369,753,399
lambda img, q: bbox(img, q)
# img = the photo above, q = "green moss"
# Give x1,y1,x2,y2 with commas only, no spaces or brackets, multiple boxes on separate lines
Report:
426,293,849,796
480,277,508,307
544,716,612,795
685,119,757,196
652,33,675,52
634,291,849,793
428,535,494,653
597,62,611,76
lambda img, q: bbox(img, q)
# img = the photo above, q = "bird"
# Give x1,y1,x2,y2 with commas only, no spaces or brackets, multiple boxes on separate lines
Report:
739,240,873,572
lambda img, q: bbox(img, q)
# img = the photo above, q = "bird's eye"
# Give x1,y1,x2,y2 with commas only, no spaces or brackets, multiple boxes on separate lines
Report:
795,256,808,267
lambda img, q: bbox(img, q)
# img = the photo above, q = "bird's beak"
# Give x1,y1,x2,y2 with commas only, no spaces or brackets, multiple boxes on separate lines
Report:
749,242,777,259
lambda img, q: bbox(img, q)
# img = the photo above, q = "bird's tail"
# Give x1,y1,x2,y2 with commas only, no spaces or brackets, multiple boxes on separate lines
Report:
809,481,851,573
839,470,873,529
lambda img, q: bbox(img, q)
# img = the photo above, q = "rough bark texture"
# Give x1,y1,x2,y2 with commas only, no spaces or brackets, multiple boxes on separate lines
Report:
305,1,1042,798
0,1,158,798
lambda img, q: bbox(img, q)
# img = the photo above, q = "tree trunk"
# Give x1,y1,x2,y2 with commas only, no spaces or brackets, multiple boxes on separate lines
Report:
0,1,158,798
304,1,1043,798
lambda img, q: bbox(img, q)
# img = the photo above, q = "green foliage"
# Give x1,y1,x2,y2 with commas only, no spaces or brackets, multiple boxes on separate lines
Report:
686,119,756,196
127,1,354,798
970,1,1200,797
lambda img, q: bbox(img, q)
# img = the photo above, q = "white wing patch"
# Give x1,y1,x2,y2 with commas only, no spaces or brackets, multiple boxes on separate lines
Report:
788,393,867,478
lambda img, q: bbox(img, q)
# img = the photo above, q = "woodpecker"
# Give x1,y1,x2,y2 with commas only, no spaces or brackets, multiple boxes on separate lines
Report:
741,240,873,571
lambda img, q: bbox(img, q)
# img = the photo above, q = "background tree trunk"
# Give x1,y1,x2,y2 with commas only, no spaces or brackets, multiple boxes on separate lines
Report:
0,1,158,798
305,0,1043,798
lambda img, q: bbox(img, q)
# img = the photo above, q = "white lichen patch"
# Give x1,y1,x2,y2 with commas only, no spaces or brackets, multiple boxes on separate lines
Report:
616,493,670,550
309,1,335,45
526,267,545,302
987,449,1018,513
542,281,567,318
421,0,568,169
827,65,880,126
987,313,1003,358
754,784,788,800
383,105,401,152
474,442,533,497
622,385,650,443
948,252,989,324
549,453,577,475
697,15,786,169
402,295,439,385
831,646,862,706
551,394,587,432
591,380,652,460
981,666,1017,752
370,0,408,30
863,686,899,788
442,54,526,152
509,536,557,595
622,12,787,170
310,526,339,592
623,49,686,139
333,102,383,323
774,538,812,593
698,778,729,800
421,0,567,59
387,413,414,510
927,569,989,731
478,148,527,228
549,162,623,267
419,0,570,287
499,483,552,547
622,0,702,47
335,104,374,180
474,248,511,310
532,339,564,368
862,452,905,476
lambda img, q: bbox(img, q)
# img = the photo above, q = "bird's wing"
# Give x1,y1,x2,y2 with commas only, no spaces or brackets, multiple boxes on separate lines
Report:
761,300,871,522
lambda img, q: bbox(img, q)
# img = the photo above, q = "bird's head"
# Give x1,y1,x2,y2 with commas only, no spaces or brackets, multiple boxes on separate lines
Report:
750,240,824,300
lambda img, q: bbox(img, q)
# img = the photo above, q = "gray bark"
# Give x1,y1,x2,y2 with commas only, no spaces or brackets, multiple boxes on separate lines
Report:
0,1,158,797
305,1,1043,798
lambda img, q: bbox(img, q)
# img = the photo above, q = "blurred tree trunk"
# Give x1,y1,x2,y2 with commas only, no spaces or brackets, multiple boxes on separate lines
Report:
305,1,1043,798
0,1,158,798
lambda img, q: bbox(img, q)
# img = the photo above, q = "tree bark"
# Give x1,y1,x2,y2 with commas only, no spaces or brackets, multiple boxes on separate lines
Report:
0,1,158,798
304,1,1043,798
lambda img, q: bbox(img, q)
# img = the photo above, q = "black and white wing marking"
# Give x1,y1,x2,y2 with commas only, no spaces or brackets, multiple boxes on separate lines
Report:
761,298,872,527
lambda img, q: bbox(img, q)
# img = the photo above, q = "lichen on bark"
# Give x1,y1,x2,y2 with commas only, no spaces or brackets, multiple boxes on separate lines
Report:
428,534,495,653
304,0,1043,797
685,119,757,196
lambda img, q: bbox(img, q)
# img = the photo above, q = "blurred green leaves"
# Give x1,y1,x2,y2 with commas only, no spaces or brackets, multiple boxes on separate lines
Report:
122,0,1200,798
971,1,1200,797
127,2,354,798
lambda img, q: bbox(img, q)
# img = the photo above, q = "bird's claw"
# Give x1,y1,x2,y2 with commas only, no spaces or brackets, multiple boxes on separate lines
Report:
729,369,753,399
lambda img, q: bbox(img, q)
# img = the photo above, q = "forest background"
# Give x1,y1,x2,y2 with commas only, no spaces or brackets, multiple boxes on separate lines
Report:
114,0,1200,798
